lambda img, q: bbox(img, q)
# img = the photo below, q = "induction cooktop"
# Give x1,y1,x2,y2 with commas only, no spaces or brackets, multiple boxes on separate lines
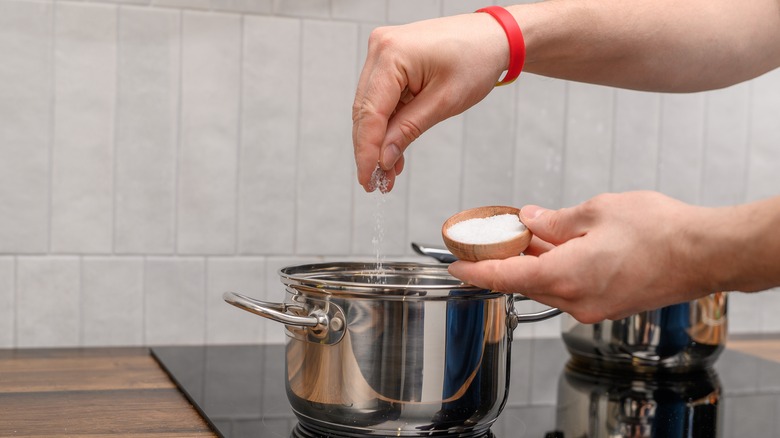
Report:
152,339,780,437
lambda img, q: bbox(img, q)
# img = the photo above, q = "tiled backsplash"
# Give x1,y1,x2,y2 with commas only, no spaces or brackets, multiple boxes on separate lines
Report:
1,0,778,347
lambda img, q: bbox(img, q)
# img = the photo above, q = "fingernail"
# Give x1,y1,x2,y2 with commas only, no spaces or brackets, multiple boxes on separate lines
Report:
522,205,548,220
381,144,401,170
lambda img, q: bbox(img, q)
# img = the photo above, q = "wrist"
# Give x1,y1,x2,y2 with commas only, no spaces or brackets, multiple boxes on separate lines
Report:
476,6,526,85
684,202,764,294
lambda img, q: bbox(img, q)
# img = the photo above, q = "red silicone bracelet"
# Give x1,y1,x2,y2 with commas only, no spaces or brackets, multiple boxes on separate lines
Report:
476,6,526,86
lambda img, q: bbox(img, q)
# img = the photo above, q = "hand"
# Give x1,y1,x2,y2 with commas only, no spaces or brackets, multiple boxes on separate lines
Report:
352,13,510,192
448,191,719,323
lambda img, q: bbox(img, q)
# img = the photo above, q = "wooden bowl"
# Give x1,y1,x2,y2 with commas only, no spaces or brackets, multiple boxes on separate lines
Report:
442,206,532,262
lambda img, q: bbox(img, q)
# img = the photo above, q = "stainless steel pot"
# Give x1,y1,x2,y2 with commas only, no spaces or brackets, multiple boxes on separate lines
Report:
224,261,560,437
561,292,727,373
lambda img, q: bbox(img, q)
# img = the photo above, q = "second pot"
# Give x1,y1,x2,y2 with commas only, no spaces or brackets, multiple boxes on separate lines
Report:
561,292,728,373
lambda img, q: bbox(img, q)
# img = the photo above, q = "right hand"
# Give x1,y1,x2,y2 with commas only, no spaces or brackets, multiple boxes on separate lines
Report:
448,192,721,323
352,12,511,192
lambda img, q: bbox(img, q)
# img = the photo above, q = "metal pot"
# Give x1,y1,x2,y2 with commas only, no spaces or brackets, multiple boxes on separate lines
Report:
224,261,560,437
561,292,727,373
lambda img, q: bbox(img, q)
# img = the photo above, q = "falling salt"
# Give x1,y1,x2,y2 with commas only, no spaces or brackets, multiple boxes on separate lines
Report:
446,214,526,244
369,166,390,283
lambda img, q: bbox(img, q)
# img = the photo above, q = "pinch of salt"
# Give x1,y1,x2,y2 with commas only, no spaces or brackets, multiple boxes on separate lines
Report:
369,165,390,193
446,214,526,244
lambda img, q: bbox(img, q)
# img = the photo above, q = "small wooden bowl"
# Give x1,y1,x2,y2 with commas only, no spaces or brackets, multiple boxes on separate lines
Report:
442,206,532,262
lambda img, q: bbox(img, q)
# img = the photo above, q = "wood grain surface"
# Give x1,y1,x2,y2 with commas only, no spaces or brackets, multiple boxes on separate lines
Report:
0,348,216,437
728,337,780,364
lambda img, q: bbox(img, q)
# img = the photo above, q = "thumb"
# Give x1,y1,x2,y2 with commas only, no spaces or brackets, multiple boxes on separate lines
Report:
520,205,589,245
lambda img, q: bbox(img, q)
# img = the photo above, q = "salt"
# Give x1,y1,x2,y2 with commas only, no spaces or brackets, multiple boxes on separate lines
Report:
368,165,390,194
369,165,390,283
446,214,526,244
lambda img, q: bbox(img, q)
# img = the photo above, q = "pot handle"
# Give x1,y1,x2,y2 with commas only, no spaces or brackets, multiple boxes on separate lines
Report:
410,242,564,327
507,294,561,329
223,291,346,345
223,291,326,328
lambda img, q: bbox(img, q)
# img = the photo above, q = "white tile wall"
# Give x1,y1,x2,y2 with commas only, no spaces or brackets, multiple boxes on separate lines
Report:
0,0,778,347
115,6,180,254
238,15,300,255
563,82,614,206
407,115,465,244
50,3,116,253
514,74,566,208
82,256,144,345
611,89,660,192
387,0,441,24
657,93,706,204
17,256,80,347
0,1,52,254
461,85,516,208
273,0,329,19
332,0,386,22
702,82,751,206
295,20,357,255
747,69,780,202
177,11,241,254
144,256,206,344
206,256,266,343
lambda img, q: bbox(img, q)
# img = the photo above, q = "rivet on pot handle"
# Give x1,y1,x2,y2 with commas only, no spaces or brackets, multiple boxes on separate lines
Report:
506,294,562,330
223,292,346,345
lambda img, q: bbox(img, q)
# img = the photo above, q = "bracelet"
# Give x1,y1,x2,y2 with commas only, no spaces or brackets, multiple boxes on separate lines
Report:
476,6,526,86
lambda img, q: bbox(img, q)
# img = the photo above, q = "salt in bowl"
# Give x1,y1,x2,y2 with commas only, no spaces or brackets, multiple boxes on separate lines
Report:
442,206,532,262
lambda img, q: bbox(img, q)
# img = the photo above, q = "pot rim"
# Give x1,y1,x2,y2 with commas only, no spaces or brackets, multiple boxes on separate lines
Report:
279,261,496,299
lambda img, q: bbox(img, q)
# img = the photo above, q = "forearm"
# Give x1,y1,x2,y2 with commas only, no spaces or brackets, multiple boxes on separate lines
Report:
695,196,780,293
508,0,780,92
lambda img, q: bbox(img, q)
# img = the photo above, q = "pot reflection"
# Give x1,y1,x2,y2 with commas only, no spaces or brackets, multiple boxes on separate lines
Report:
553,362,721,438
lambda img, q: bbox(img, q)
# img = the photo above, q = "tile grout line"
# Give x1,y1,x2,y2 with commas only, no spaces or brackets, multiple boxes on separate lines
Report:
292,18,303,255
698,93,709,206
111,4,120,255
234,14,245,256
655,94,665,193
559,81,570,209
173,8,183,255
742,81,754,204
46,0,57,255
608,89,618,192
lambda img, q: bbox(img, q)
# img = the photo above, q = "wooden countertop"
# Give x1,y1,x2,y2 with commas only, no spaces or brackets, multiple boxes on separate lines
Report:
726,336,780,363
0,338,777,436
0,347,216,437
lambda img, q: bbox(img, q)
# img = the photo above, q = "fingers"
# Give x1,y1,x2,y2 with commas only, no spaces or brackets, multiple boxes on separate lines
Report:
352,30,406,191
448,257,546,295
523,235,555,256
520,204,592,245
448,256,611,324
353,82,401,190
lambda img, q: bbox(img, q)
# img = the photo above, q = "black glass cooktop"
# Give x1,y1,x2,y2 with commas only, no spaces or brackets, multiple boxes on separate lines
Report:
152,339,780,437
